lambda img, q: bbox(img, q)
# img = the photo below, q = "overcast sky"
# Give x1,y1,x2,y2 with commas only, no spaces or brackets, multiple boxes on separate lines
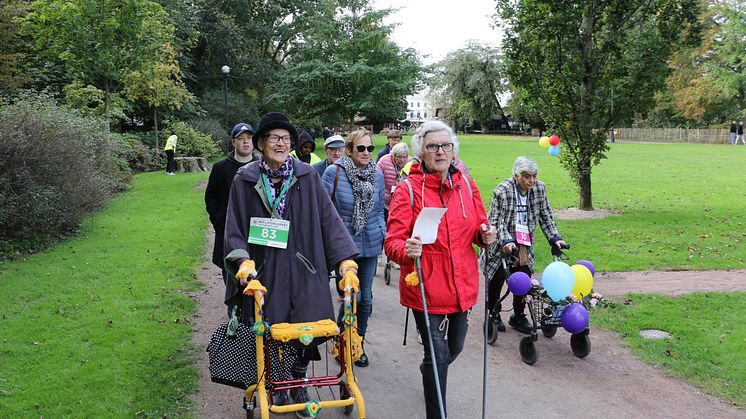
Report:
373,0,503,64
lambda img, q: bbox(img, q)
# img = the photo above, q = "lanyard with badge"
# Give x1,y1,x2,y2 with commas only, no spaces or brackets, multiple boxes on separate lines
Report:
514,183,532,246
247,170,293,249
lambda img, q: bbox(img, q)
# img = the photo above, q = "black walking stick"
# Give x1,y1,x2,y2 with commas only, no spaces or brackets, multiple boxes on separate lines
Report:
416,256,446,419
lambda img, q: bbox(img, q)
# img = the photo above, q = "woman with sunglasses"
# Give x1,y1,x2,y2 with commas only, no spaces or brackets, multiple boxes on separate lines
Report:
384,120,496,419
322,128,386,368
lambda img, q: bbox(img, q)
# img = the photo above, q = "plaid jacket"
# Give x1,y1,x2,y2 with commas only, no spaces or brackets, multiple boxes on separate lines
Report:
479,178,561,281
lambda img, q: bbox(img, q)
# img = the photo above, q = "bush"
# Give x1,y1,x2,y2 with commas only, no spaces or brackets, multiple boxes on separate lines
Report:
111,133,163,173
163,120,221,158
0,92,127,256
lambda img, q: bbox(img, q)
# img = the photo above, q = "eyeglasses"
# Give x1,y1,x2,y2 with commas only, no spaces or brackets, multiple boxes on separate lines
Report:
265,134,292,145
355,145,375,153
424,143,454,153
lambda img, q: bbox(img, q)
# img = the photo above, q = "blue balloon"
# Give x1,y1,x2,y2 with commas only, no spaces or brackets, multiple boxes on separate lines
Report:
561,303,589,334
548,145,560,156
541,261,575,302
507,271,531,296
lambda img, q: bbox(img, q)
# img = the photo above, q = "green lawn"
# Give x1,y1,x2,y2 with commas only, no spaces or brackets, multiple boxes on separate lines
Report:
593,292,746,406
369,134,746,272
0,171,208,417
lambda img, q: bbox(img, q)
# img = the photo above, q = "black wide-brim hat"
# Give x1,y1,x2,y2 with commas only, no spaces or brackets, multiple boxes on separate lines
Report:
252,112,298,150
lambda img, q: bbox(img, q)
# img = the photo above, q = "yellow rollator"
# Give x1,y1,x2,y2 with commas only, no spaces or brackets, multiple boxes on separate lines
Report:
242,270,366,418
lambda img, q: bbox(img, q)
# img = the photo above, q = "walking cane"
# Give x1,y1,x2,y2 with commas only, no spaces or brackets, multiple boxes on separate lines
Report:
416,256,446,419
481,252,510,419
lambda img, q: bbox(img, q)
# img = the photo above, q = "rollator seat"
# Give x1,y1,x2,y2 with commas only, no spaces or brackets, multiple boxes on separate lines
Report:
270,319,340,342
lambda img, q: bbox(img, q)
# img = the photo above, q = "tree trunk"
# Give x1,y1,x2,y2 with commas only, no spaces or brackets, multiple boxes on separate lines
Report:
153,107,160,152
579,170,593,210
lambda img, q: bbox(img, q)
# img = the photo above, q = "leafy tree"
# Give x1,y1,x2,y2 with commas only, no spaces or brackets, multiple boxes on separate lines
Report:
267,0,421,129
705,1,746,118
22,0,182,122
430,42,508,131
499,0,700,209
0,0,28,93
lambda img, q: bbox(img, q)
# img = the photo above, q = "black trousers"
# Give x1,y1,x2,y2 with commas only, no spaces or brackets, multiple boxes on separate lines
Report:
165,149,175,173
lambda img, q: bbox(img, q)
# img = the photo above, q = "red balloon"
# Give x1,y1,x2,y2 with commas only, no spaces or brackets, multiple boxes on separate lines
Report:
549,135,560,146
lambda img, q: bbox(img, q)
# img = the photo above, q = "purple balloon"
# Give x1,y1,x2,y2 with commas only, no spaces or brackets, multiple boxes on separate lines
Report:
575,260,596,277
507,271,532,296
561,303,589,334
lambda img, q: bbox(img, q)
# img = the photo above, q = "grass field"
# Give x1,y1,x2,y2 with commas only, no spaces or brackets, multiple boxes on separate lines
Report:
370,134,746,271
0,171,208,417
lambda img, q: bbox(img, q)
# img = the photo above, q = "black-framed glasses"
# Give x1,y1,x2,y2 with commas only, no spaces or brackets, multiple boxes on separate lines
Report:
355,145,375,153
265,134,292,144
425,142,454,153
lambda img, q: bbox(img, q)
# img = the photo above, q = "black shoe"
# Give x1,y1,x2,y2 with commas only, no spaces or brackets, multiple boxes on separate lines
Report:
509,312,532,334
495,314,506,332
354,351,369,367
271,390,289,406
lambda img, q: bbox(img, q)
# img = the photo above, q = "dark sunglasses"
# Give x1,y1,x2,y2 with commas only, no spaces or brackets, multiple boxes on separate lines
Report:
355,145,375,153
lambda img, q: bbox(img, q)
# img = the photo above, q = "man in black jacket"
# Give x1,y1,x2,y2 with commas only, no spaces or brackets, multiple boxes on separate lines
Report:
205,122,255,290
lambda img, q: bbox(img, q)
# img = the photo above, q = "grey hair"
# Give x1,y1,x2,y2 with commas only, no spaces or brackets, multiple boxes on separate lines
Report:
391,142,409,156
411,120,459,158
512,156,538,177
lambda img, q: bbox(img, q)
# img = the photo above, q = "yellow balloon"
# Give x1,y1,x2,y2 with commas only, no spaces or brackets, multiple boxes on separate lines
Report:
539,136,550,148
571,264,593,299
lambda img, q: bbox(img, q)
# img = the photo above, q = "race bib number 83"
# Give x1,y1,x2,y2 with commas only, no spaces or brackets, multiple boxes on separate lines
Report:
248,217,290,249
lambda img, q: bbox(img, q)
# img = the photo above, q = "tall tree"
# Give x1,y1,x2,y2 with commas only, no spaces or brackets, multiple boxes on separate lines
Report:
0,0,28,93
430,42,507,131
267,0,421,129
22,0,181,122
499,0,700,209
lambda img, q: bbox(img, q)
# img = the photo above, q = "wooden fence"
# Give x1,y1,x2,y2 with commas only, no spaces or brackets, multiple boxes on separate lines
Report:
609,128,730,144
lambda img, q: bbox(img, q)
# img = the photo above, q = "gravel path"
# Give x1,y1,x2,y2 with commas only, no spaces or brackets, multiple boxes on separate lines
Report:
189,228,746,418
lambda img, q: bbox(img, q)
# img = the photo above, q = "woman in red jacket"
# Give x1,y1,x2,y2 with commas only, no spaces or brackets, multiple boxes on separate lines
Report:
384,121,496,419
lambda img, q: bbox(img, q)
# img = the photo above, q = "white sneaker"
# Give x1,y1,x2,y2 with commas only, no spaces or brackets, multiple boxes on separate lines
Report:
168,172,176,176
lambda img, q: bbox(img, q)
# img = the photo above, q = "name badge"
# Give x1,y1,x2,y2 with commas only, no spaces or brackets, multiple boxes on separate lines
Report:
248,217,290,249
516,224,532,246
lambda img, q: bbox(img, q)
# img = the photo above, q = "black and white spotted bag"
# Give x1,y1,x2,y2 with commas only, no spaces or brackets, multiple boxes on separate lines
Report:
206,312,297,389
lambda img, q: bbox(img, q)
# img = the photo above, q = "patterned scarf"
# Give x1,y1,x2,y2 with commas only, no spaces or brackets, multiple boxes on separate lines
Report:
259,156,294,217
340,156,377,235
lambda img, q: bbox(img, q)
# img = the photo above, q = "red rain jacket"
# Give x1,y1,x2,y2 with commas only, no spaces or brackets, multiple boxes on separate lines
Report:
384,163,488,314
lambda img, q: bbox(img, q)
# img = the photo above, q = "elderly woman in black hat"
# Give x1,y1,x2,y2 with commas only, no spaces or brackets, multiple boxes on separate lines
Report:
223,112,358,410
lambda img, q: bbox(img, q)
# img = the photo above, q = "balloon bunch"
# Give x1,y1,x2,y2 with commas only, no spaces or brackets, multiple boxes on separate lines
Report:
537,259,597,333
538,134,561,156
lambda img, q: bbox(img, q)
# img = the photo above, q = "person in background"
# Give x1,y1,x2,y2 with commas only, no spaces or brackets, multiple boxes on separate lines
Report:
313,134,345,177
291,129,322,164
376,129,402,161
205,123,255,296
479,156,566,334
322,128,385,368
729,121,737,145
738,122,745,145
384,120,496,419
376,142,411,219
322,126,332,140
164,134,178,175
223,112,358,412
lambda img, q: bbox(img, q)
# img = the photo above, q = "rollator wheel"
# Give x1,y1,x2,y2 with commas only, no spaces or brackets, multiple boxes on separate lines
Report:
340,383,354,415
384,263,391,285
570,330,591,358
486,317,498,345
541,324,557,338
519,336,538,365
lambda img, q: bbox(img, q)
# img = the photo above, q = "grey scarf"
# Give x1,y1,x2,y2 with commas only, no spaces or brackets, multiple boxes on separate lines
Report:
340,156,376,235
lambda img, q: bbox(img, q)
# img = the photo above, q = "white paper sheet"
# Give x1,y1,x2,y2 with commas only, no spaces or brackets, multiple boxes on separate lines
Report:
413,207,448,244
